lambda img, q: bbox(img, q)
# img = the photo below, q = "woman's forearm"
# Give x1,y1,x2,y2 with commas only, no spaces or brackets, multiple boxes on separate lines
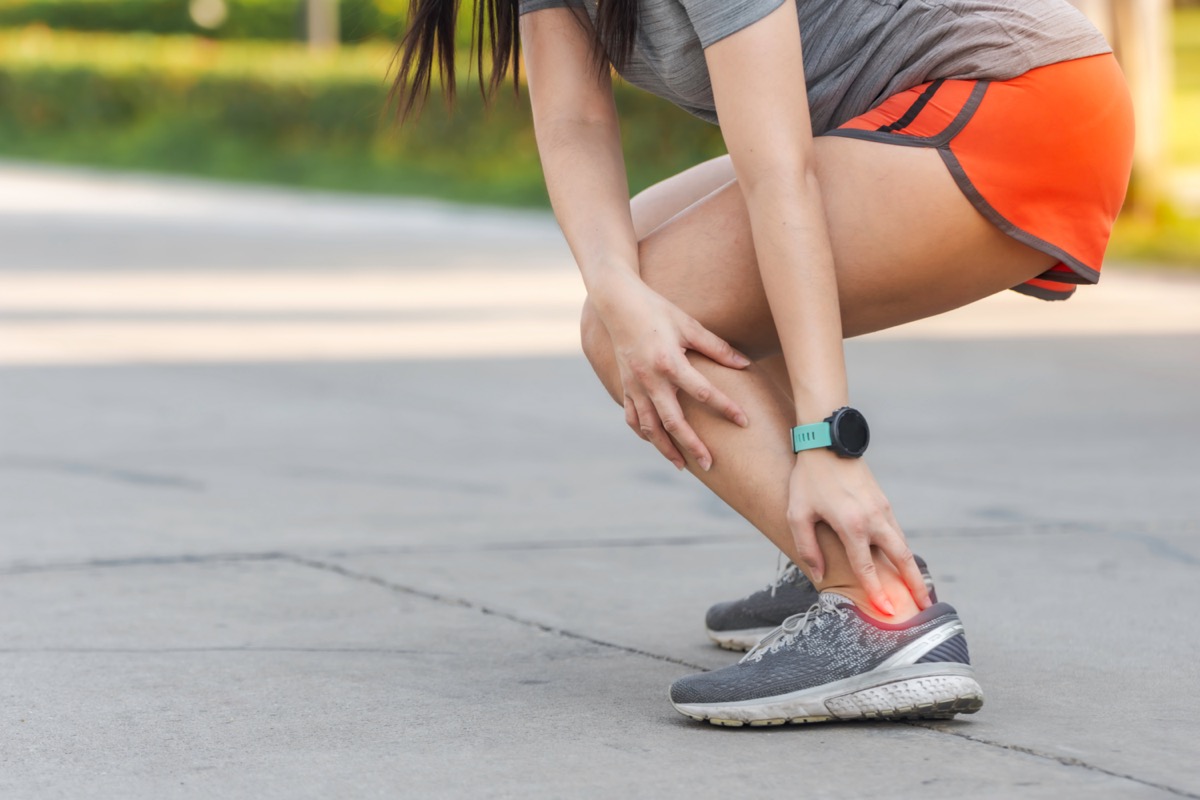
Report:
698,2,850,425
521,8,643,312
520,8,749,470
533,113,643,311
743,171,849,422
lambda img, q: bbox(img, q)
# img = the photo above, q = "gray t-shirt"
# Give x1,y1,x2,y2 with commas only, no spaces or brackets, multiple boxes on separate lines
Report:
518,0,1111,134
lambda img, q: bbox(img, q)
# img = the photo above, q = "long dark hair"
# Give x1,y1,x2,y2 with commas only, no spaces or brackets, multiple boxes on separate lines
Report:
388,0,638,123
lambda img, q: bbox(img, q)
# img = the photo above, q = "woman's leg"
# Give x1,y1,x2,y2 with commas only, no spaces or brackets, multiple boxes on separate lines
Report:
584,136,1056,620
629,156,736,239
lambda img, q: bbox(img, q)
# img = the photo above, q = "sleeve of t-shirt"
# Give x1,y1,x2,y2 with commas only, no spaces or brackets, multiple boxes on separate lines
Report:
677,0,788,48
518,0,576,15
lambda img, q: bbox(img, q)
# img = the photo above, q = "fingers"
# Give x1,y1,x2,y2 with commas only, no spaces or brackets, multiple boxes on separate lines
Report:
631,396,687,470
685,323,751,371
878,511,932,609
621,318,751,470
628,353,721,471
623,396,646,441
842,531,895,617
673,361,748,429
886,542,932,611
625,369,718,471
650,389,713,471
788,514,825,584
790,458,925,618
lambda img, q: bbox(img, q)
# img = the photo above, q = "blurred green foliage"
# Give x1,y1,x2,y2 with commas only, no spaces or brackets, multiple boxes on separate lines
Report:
1104,7,1200,265
0,28,726,205
1109,209,1200,267
0,0,416,42
1172,5,1200,165
0,8,1196,262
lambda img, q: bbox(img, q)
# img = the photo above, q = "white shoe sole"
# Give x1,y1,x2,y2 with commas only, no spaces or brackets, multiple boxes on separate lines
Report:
672,663,984,727
705,626,776,651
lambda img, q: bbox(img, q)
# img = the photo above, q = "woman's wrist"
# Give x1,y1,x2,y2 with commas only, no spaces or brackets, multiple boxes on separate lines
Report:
779,348,849,423
791,395,850,425
585,266,649,319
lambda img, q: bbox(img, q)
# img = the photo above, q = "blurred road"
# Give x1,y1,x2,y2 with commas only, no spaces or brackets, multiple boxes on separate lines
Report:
1,159,1198,798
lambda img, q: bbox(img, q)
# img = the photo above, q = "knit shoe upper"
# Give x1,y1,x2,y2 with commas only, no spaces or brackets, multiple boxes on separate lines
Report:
675,592,982,726
705,555,937,651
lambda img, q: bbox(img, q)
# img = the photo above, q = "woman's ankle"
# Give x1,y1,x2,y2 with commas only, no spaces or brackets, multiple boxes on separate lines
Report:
818,582,922,623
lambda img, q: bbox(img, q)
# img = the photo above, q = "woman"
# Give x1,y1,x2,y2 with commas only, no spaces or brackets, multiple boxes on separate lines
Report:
391,0,1133,726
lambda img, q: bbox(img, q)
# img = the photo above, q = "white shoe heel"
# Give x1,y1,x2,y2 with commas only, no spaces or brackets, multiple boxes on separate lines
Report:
825,673,985,720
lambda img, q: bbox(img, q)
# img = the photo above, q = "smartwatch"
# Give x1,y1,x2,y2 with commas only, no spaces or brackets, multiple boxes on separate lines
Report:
791,406,870,458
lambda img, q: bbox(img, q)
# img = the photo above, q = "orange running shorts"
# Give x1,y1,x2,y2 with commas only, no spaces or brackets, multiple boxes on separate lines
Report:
827,53,1135,300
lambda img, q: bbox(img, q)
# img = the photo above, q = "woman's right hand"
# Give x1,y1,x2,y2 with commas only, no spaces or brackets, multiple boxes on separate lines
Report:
593,276,752,471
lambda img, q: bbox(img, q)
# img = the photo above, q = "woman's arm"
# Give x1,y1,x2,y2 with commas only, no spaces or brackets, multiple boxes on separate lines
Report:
702,0,930,612
521,9,639,301
521,7,750,469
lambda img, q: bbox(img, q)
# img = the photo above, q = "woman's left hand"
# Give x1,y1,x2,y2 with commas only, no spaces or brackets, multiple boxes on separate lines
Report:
785,449,932,616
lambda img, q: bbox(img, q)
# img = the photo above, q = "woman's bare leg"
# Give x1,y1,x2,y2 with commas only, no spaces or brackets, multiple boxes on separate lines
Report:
629,154,736,239
583,137,1056,620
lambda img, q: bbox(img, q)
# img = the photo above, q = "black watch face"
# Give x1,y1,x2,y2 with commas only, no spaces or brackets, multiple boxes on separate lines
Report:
832,408,870,457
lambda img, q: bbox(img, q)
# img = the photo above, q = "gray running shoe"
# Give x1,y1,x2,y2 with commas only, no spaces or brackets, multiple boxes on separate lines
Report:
674,592,983,727
705,555,938,651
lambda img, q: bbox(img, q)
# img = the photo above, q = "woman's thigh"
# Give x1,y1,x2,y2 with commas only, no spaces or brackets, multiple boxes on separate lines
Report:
629,154,736,240
630,136,1057,355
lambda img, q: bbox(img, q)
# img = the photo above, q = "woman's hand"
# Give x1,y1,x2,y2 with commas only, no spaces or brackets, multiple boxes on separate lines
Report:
787,450,932,615
594,278,751,471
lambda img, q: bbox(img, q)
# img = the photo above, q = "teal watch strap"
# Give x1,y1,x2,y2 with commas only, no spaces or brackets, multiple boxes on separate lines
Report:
791,422,832,453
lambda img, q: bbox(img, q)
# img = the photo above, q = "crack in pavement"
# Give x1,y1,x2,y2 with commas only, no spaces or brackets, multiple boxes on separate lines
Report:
0,551,287,576
906,518,1200,540
282,554,708,671
3,517,1197,576
0,545,1193,793
1114,531,1200,566
0,456,205,491
0,646,429,655
284,554,1197,799
295,533,749,559
905,723,1200,799
0,536,753,576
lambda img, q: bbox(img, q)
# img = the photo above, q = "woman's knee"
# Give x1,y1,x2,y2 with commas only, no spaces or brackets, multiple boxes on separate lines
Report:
579,300,623,403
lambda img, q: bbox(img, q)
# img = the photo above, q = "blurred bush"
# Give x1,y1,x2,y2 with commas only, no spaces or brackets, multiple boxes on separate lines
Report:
0,0,414,42
1174,4,1200,164
0,12,1193,262
0,28,726,205
0,0,483,48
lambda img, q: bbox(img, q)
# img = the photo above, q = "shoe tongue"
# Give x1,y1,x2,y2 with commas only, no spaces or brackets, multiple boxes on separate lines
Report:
817,591,857,610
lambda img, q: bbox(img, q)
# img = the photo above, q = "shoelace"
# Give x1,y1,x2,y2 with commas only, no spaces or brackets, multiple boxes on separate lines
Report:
740,596,847,664
767,552,800,598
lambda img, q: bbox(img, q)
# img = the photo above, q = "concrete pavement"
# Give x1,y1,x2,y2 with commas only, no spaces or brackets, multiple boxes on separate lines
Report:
1,160,1198,798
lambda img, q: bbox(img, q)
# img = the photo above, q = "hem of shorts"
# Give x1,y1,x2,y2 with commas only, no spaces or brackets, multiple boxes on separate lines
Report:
935,147,1101,287
1009,282,1076,301
823,101,1103,296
